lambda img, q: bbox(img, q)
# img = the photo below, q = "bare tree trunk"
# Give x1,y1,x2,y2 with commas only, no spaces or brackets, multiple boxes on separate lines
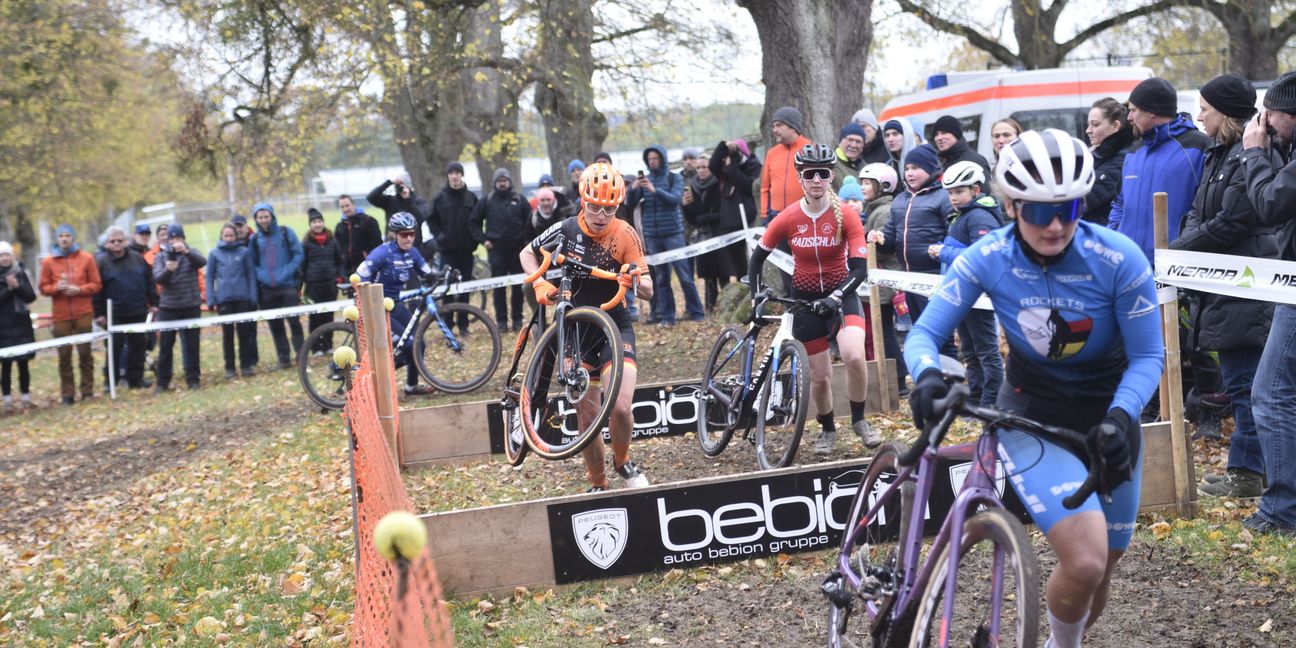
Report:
1196,0,1291,80
738,0,874,147
461,2,524,190
533,0,608,184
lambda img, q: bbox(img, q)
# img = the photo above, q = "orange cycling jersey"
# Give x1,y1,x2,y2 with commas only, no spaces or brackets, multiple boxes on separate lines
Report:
528,215,648,311
758,200,867,294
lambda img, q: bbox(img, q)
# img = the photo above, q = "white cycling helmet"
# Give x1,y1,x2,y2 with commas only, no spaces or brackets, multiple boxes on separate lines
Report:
859,163,898,194
940,161,985,189
995,128,1094,202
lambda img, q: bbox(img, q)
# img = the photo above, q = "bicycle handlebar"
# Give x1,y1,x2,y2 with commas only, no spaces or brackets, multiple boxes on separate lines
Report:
524,236,644,310
896,382,1106,510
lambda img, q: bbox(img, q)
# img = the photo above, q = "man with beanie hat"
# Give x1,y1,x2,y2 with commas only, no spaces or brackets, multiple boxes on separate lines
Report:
470,167,531,331
426,161,479,332
566,159,586,210
1109,77,1212,262
762,106,813,221
1235,69,1296,536
932,114,992,180
853,107,891,166
833,123,871,191
39,224,102,404
301,208,343,356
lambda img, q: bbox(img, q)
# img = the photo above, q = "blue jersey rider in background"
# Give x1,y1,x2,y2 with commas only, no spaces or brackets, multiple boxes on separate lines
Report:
903,130,1164,648
356,212,437,396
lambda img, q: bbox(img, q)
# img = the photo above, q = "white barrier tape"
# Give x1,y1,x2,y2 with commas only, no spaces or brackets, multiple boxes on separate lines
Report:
111,300,351,334
866,269,994,311
1157,285,1177,306
1155,249,1296,306
0,330,110,360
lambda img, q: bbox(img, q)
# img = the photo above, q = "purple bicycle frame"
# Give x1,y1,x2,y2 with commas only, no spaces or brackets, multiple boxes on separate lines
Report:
839,431,1010,645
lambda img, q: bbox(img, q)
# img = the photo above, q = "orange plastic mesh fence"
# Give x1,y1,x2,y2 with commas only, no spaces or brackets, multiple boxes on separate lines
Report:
348,307,455,647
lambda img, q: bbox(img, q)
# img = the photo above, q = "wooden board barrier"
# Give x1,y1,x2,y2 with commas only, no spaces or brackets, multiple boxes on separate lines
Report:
399,361,898,468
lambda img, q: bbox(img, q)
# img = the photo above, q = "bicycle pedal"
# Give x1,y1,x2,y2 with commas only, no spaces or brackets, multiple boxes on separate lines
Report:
820,574,852,607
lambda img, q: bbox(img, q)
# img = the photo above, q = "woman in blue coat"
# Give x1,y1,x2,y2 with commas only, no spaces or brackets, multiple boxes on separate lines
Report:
207,224,259,378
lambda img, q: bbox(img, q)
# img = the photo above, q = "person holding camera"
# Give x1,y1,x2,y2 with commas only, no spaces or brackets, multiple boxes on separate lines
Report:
39,224,102,405
152,224,206,391
628,145,704,325
0,241,36,412
367,173,431,244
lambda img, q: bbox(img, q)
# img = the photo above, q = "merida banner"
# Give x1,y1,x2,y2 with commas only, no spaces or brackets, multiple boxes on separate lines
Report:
1154,249,1296,306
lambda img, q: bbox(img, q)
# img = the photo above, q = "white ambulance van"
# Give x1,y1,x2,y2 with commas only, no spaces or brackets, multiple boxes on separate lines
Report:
879,67,1160,160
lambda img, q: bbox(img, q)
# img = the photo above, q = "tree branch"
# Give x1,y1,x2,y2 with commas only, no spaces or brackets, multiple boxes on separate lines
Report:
895,0,1021,66
1058,0,1183,56
1276,7,1296,42
592,20,664,44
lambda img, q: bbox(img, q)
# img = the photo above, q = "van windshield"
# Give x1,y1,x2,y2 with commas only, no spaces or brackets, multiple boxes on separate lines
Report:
1010,109,1089,144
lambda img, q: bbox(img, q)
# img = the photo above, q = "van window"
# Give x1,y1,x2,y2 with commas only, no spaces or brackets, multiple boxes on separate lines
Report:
925,115,982,146
1009,109,1088,143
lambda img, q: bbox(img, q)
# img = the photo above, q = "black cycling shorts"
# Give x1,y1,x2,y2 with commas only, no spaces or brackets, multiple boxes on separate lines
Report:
577,308,637,378
790,288,866,355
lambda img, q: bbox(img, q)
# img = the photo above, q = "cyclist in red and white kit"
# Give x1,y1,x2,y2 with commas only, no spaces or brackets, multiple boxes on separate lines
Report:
748,142,880,456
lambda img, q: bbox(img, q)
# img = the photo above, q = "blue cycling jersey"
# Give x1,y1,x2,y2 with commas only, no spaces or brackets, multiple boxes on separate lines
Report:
356,241,434,299
904,221,1164,422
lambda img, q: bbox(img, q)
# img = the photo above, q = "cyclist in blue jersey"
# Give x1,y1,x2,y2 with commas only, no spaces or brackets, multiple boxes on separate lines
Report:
903,130,1164,648
356,212,438,396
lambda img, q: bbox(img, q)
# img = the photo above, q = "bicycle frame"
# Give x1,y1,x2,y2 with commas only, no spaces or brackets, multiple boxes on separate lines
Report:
707,309,798,429
842,432,1009,642
391,269,464,355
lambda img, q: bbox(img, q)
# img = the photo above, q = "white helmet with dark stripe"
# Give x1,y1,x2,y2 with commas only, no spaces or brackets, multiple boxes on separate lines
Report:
994,128,1094,202
940,161,985,189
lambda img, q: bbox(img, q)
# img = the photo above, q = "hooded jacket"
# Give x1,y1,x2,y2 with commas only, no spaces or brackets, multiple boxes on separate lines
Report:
1241,140,1296,262
429,183,480,254
937,195,1003,271
0,261,37,350
206,238,258,307
94,248,157,317
39,242,102,321
879,175,949,274
937,139,993,182
248,203,305,289
367,180,432,246
627,145,685,237
1171,140,1280,351
1108,115,1212,262
863,192,899,304
886,118,925,191
470,180,531,250
302,228,343,284
152,243,206,310
760,133,813,219
335,208,383,276
1084,128,1137,226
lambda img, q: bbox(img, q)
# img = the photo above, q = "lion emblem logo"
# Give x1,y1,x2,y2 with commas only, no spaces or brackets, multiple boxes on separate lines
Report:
571,508,629,569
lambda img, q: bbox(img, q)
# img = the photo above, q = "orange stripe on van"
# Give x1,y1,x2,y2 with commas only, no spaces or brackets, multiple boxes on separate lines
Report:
880,80,1142,119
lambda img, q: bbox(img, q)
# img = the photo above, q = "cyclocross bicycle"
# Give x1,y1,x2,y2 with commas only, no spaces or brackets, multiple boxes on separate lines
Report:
695,288,813,470
499,233,642,463
298,267,502,410
820,358,1112,648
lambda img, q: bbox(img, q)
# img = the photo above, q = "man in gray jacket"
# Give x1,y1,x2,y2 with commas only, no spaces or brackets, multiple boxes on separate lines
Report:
152,223,206,391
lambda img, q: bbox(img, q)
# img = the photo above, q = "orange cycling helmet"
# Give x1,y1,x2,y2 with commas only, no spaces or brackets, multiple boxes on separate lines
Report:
579,162,626,207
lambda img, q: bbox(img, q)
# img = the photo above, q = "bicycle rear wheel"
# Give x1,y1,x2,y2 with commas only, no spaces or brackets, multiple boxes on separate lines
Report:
754,339,810,470
298,321,357,411
907,507,1039,648
697,327,745,457
413,302,501,393
826,441,910,648
519,306,623,460
501,372,528,466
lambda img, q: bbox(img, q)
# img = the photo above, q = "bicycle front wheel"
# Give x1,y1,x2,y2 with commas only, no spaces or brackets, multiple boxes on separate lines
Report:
754,339,810,470
519,306,623,460
413,302,501,394
907,507,1040,648
501,373,528,466
697,327,745,457
298,321,357,411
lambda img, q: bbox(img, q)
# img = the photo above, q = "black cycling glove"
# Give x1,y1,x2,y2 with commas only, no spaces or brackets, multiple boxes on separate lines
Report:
1089,408,1136,490
909,370,949,431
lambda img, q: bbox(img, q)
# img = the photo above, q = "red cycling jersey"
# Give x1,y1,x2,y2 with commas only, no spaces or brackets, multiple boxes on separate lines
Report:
759,199,867,294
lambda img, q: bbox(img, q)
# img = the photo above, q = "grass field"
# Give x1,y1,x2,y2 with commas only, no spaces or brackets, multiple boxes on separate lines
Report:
182,209,344,254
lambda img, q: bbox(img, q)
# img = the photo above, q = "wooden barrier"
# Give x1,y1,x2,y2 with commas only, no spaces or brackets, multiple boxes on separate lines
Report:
399,361,898,468
1152,192,1194,516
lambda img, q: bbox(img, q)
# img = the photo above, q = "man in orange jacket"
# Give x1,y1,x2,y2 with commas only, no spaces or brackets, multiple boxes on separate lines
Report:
760,106,813,223
39,224,102,404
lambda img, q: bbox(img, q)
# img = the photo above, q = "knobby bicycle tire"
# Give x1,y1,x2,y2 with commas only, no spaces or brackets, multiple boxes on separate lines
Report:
754,339,810,470
298,321,357,411
413,302,501,394
502,366,529,466
907,507,1040,648
697,327,745,457
519,306,623,461
828,441,911,648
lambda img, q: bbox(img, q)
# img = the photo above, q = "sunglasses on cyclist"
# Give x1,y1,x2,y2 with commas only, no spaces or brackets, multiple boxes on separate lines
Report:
1015,198,1083,227
800,168,832,181
585,203,617,216
396,231,417,239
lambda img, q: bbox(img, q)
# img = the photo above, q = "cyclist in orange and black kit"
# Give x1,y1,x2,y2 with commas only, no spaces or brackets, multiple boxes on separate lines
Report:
519,162,655,491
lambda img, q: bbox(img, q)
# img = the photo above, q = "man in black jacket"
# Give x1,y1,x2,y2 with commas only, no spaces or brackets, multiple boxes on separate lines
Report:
95,226,157,389
367,174,431,246
932,115,992,180
335,194,383,276
428,162,479,330
128,224,152,255
470,167,531,331
152,223,206,391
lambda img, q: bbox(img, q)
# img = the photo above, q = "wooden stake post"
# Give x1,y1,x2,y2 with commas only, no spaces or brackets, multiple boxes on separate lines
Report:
1152,192,1194,516
357,283,400,466
866,242,897,411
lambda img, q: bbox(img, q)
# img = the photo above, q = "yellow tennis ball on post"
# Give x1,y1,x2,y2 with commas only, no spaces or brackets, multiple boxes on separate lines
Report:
333,345,357,369
373,511,427,561
383,297,395,312
349,273,362,286
342,305,360,322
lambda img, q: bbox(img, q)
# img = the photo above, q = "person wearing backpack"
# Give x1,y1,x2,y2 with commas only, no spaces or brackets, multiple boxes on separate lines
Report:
249,202,305,369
